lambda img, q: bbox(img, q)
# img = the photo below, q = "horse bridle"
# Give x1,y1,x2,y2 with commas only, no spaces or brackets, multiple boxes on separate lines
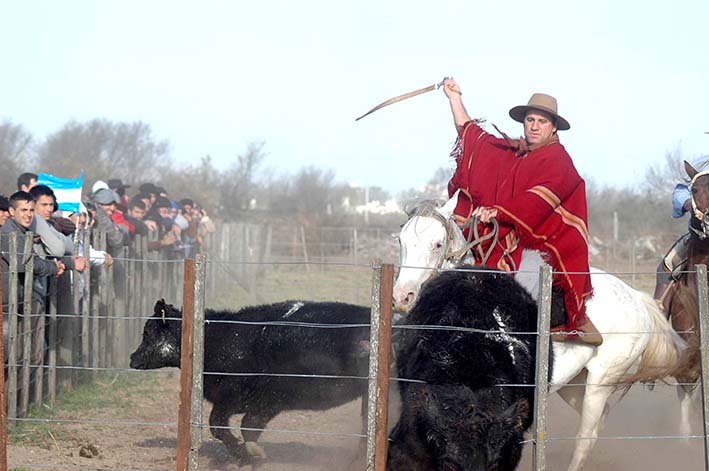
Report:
689,170,709,240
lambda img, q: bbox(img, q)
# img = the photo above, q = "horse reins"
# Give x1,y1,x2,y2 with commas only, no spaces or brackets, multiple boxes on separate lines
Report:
446,216,499,265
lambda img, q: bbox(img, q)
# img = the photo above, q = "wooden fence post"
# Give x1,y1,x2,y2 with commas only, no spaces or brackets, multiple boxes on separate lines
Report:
81,229,91,378
6,233,18,422
46,277,58,404
176,254,207,471
533,264,553,471
20,232,34,417
365,261,394,471
0,236,8,471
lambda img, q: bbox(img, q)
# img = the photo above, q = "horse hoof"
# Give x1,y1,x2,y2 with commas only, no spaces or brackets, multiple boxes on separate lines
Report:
245,441,267,460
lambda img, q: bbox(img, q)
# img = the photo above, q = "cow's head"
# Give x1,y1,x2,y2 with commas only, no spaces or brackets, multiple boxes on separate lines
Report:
129,299,183,369
425,385,529,470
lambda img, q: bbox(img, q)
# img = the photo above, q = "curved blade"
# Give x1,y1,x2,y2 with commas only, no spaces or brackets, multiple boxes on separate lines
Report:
355,77,452,122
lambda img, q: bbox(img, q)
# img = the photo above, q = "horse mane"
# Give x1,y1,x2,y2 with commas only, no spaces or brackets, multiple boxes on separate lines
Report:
402,198,446,218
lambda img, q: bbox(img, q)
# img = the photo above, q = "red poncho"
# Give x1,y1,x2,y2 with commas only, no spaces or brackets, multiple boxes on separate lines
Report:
448,121,593,334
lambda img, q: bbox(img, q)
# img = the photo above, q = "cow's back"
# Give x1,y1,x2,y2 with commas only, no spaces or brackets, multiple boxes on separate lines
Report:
202,301,371,411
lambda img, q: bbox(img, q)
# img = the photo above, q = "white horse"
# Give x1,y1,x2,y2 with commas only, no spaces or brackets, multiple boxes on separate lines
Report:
393,193,687,471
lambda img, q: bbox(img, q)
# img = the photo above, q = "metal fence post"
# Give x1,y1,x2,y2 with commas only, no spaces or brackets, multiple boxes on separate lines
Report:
694,264,709,471
365,260,394,471
533,264,553,471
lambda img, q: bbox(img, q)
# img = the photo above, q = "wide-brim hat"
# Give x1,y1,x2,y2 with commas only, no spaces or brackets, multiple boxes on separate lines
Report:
509,93,570,131
108,178,131,190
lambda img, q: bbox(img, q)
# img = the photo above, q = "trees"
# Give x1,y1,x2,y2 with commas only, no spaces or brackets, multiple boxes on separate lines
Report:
0,120,33,193
36,119,170,184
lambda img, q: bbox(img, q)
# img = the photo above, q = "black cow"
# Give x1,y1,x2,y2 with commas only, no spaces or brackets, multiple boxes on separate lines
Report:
388,266,548,471
130,299,371,464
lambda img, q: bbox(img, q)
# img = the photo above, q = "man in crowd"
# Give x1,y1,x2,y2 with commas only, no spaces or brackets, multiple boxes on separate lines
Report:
17,172,38,192
124,196,149,238
0,195,9,227
1,191,65,367
92,188,130,254
29,185,86,273
108,178,131,213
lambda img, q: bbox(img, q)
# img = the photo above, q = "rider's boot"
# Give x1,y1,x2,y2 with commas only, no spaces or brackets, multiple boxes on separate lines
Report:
575,318,603,346
551,318,603,346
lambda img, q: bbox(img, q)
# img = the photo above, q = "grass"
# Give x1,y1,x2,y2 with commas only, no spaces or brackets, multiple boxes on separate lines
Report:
8,371,163,446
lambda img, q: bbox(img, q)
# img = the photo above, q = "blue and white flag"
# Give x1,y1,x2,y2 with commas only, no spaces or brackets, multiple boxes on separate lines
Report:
37,171,84,213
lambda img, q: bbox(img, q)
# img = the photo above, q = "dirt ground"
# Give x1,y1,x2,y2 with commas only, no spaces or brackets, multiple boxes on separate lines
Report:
7,368,706,471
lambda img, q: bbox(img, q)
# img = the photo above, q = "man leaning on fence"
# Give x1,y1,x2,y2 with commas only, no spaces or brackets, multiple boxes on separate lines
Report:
1,191,65,367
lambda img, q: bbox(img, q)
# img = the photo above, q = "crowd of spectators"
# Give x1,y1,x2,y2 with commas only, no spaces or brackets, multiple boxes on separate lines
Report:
1,171,217,367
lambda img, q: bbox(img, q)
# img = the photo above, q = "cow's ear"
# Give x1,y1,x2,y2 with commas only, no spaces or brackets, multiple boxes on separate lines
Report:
154,299,166,316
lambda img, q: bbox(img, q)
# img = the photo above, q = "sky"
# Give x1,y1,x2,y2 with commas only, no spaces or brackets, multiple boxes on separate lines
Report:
1,0,707,195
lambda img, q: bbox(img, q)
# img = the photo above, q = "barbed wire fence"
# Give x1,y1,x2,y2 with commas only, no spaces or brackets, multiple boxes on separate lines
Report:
1,222,709,470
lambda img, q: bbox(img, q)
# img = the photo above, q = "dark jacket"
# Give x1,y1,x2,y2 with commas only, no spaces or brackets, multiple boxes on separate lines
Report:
1,218,60,306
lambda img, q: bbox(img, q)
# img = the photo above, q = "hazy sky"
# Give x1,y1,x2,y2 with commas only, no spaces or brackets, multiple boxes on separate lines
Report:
1,0,707,194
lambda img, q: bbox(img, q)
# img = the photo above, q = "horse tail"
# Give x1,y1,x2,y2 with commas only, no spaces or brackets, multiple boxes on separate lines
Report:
627,294,688,383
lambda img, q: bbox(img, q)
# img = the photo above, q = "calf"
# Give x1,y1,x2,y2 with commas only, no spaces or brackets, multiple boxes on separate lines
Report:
130,299,371,464
388,266,547,471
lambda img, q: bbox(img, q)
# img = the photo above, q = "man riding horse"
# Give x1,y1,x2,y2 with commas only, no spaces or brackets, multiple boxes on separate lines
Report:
653,153,709,328
442,78,602,346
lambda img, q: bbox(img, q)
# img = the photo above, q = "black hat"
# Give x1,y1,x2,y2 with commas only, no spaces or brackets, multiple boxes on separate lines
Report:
0,194,9,211
154,196,171,209
108,178,131,190
139,183,158,194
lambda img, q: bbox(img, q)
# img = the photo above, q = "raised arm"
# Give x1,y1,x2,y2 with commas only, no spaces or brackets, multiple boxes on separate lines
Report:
443,78,471,128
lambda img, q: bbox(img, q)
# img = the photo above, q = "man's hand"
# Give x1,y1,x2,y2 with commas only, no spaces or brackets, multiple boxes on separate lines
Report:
144,220,158,232
472,206,498,223
160,233,176,247
73,256,87,273
103,252,113,267
54,259,66,277
454,214,469,228
443,78,462,100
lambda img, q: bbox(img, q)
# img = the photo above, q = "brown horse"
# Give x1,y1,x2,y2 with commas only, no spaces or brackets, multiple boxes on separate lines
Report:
664,160,708,438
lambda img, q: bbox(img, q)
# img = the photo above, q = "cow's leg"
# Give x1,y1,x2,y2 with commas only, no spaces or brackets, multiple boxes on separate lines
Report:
566,374,615,471
240,408,277,460
208,404,247,461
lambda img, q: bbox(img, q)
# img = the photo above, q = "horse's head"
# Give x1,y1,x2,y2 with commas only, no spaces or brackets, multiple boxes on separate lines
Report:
685,160,709,240
394,192,472,313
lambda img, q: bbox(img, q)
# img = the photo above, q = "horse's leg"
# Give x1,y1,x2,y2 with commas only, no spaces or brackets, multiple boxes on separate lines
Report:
556,370,588,416
566,373,616,471
677,383,694,441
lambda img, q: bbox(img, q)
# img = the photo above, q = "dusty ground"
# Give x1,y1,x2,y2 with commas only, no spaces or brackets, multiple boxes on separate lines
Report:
7,368,706,471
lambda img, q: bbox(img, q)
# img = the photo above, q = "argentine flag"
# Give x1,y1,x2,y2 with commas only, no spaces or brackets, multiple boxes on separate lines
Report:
37,171,84,213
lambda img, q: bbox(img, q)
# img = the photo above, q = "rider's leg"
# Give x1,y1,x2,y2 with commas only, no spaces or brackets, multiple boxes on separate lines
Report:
549,287,603,346
653,259,672,301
